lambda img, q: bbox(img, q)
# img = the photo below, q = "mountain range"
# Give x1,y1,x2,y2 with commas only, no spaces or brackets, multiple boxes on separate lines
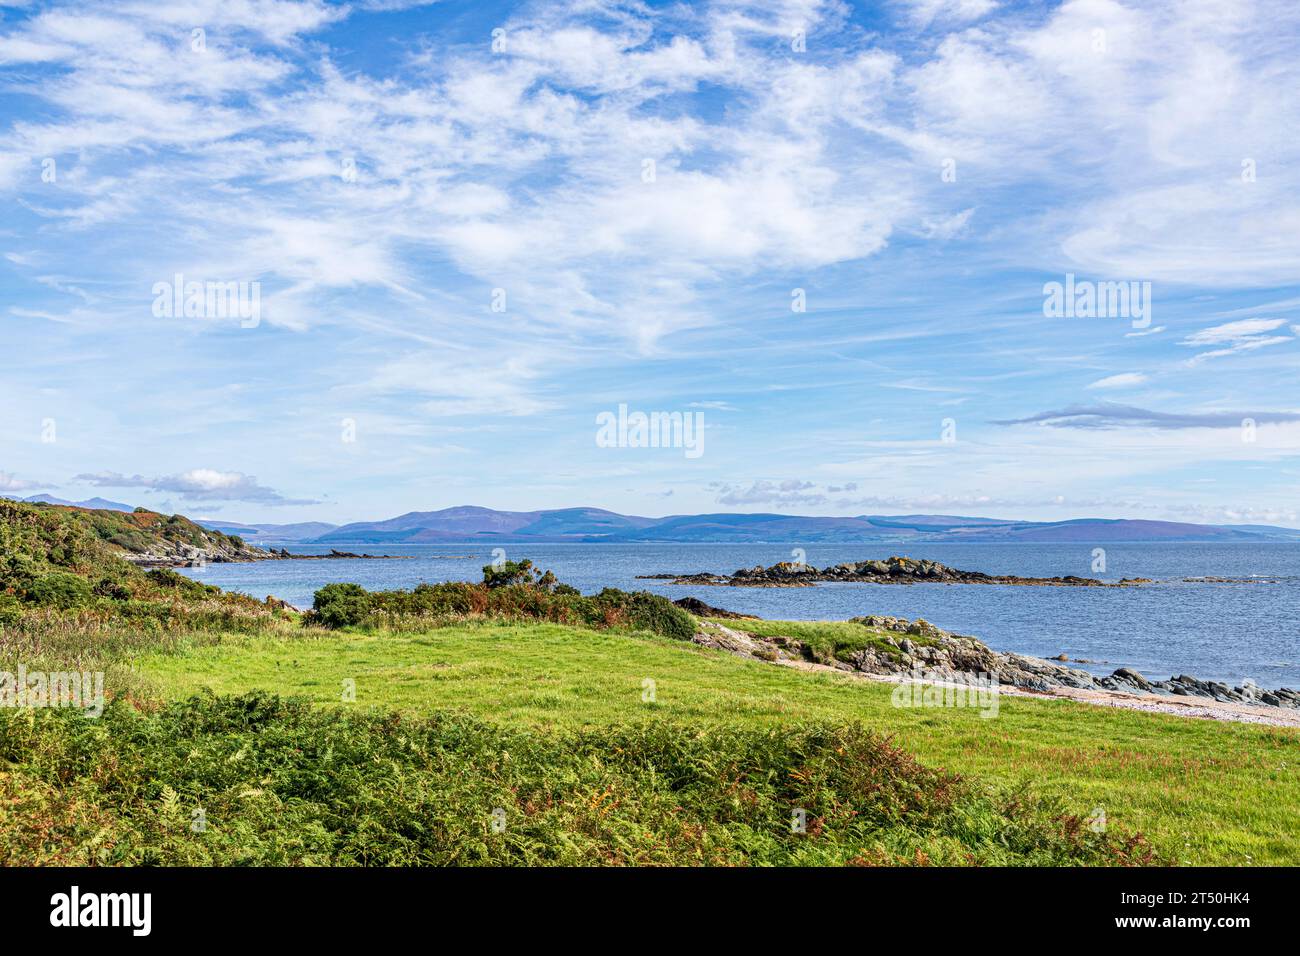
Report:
4,493,135,512
196,505,1300,545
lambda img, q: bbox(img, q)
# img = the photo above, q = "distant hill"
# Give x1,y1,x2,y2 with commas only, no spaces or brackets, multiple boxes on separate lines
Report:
313,506,655,544
198,520,339,543
279,506,1300,545
11,493,135,512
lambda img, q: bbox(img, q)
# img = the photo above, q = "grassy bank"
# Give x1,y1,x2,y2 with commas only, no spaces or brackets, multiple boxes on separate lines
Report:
134,621,1300,865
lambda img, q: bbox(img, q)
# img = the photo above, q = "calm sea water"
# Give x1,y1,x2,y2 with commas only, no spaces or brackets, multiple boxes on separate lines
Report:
179,542,1300,689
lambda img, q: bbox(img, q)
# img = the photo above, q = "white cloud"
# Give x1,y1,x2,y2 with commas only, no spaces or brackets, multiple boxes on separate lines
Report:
1087,372,1148,390
0,471,38,492
711,479,827,507
1179,318,1295,365
1181,318,1288,346
895,0,997,27
74,468,317,504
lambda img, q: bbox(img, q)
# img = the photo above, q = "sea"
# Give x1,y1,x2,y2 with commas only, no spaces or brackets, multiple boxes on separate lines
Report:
178,541,1300,690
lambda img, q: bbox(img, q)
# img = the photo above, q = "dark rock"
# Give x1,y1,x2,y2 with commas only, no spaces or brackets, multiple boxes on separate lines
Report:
672,596,759,619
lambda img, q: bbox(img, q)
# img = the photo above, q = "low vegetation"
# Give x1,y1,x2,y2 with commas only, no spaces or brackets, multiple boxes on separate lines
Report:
0,499,248,577
0,692,1155,866
139,620,1300,865
310,560,696,641
1,500,1295,866
0,500,293,696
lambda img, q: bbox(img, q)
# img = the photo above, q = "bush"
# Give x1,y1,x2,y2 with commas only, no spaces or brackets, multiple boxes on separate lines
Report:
312,583,371,628
335,570,696,643
146,568,218,599
93,578,133,601
0,595,21,627
592,588,696,641
23,573,92,609
481,559,538,589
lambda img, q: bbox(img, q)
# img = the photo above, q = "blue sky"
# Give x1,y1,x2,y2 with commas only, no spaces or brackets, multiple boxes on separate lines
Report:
2,0,1299,526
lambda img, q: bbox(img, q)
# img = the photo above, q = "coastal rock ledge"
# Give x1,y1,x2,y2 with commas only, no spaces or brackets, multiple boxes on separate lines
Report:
643,555,1150,588
690,614,1300,710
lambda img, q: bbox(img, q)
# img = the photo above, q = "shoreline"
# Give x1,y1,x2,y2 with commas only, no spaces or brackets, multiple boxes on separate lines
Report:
689,613,1300,727
798,664,1300,729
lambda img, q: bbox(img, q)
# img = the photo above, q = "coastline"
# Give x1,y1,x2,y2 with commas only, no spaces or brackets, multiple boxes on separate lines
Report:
689,614,1300,728
795,663,1300,729
171,543,1300,699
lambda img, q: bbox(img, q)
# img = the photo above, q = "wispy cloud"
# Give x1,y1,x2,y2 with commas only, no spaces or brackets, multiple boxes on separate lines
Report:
1086,373,1148,390
993,403,1300,431
710,479,859,508
73,469,318,505
1180,318,1295,365
0,471,38,493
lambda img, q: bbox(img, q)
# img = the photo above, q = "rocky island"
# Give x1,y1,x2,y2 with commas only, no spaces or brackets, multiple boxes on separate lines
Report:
643,555,1151,587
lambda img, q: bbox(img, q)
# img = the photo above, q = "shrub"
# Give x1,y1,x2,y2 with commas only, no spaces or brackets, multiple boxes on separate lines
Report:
342,572,696,643
592,588,696,641
0,595,21,627
23,573,92,609
93,578,133,600
481,559,538,589
146,568,219,598
312,583,371,628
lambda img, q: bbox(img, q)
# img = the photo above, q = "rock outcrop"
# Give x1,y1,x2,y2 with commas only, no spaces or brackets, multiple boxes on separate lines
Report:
643,555,1150,588
121,539,271,567
691,614,1299,710
672,597,759,619
264,548,411,561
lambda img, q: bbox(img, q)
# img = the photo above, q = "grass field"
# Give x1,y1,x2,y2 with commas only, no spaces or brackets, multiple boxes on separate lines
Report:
6,501,1293,866
136,619,1300,865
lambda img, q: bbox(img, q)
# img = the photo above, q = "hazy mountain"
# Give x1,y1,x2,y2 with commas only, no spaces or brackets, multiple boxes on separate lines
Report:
198,521,339,543
16,493,135,512
1221,524,1300,540
314,506,655,543
287,506,1300,545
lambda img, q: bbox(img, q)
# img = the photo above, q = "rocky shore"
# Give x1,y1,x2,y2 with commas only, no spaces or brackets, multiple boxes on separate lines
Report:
644,555,1150,588
262,548,412,561
681,606,1300,717
122,539,270,568
124,545,410,568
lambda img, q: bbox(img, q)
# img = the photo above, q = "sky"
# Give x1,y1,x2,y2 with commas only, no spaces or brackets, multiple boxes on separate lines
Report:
1,0,1299,526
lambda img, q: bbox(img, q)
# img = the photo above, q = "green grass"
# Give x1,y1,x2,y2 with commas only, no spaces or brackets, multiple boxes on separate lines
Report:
709,616,935,663
0,693,1147,866
7,506,1255,867
135,619,1300,866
